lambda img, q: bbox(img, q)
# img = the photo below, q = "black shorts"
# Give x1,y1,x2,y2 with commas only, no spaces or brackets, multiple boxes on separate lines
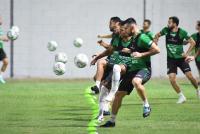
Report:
195,59,200,71
167,57,191,74
0,48,7,61
118,69,151,95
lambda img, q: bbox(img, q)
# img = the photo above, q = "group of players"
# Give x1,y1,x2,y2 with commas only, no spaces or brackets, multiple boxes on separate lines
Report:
90,16,200,127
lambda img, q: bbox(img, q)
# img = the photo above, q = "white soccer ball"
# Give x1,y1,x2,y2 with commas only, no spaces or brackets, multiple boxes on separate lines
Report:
7,26,20,40
55,52,68,63
73,38,83,48
47,41,58,51
53,62,66,75
74,53,89,68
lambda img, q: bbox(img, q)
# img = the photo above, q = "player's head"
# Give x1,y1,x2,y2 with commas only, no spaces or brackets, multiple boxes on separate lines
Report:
0,16,2,25
168,16,179,29
109,16,121,34
196,20,200,32
120,18,136,38
143,19,151,30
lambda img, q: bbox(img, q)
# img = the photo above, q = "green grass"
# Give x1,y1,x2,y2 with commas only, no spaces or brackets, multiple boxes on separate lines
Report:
0,78,200,134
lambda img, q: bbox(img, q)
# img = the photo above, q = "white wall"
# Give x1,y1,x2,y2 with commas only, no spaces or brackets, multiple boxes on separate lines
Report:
0,0,200,78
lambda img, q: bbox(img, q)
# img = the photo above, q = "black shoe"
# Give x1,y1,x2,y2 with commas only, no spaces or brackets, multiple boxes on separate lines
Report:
103,111,111,116
100,121,115,127
143,106,151,118
91,85,99,94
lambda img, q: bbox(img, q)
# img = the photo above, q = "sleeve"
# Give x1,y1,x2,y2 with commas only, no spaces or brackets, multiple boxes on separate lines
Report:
160,27,168,36
191,33,197,42
181,29,190,40
148,32,155,40
139,34,153,49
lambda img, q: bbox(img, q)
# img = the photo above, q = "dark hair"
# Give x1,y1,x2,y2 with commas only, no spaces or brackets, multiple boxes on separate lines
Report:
110,16,121,23
169,16,179,26
144,19,151,25
121,17,137,26
197,20,200,27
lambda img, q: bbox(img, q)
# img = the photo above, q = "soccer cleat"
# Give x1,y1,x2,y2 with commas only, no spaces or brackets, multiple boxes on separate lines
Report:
103,111,111,116
176,95,186,104
100,121,115,127
196,90,200,99
143,106,151,118
91,86,99,94
0,75,6,84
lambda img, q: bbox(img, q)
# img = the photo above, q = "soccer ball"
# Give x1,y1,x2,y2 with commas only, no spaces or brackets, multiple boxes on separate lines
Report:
73,38,83,48
55,52,68,63
47,41,58,51
7,26,20,40
74,53,89,68
53,62,66,75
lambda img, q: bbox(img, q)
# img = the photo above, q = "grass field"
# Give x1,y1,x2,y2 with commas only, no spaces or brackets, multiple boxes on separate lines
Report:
0,78,200,134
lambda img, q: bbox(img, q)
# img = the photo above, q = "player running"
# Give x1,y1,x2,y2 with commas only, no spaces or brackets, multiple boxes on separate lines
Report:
101,18,160,127
154,16,200,103
0,16,9,84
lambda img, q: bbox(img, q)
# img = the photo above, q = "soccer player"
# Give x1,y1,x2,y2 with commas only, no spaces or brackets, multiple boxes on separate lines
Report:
91,19,135,122
91,17,121,94
141,19,154,40
0,16,9,84
154,16,200,103
101,18,160,127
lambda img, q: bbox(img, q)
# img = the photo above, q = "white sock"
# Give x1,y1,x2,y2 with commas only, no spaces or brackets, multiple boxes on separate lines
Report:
96,81,101,88
110,113,116,123
143,99,149,107
99,86,109,116
109,65,121,97
178,91,184,97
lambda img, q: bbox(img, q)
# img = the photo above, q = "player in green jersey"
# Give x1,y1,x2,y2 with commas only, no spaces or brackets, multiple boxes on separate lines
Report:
0,16,9,84
154,16,200,103
141,19,154,40
101,18,160,127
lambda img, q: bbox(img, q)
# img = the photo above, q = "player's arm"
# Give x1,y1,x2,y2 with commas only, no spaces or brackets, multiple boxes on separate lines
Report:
97,40,110,49
97,34,112,39
153,27,167,43
184,37,196,57
0,35,9,42
90,46,114,65
132,42,160,58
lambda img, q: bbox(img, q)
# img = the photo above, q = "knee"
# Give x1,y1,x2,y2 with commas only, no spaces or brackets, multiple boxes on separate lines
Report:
113,64,121,73
114,91,126,100
3,59,9,65
169,76,176,83
132,78,142,89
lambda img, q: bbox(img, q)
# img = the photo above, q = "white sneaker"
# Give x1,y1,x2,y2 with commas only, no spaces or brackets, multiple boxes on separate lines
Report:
176,95,186,104
196,90,200,99
0,75,6,84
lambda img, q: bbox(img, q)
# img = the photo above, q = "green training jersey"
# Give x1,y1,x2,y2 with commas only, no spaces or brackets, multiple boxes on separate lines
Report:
0,27,4,48
140,29,154,40
128,33,153,72
109,35,133,65
191,32,200,61
160,27,190,59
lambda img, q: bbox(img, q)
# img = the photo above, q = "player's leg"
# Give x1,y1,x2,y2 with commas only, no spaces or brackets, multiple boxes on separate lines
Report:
100,91,127,127
0,49,8,84
179,59,200,99
91,59,108,94
132,69,151,118
168,73,186,103
106,64,126,101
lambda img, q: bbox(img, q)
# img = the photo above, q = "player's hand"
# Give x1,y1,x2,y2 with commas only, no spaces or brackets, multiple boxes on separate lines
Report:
185,56,195,63
97,35,102,38
97,40,103,46
131,52,143,58
121,48,131,53
153,38,159,43
90,58,97,66
182,53,188,58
